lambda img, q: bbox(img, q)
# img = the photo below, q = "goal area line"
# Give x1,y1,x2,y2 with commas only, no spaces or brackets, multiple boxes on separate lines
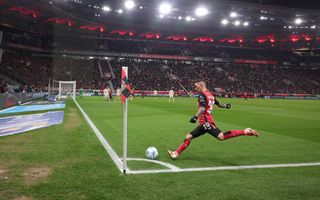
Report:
74,99,320,175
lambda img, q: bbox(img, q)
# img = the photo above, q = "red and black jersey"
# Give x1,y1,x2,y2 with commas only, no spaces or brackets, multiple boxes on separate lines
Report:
198,91,215,125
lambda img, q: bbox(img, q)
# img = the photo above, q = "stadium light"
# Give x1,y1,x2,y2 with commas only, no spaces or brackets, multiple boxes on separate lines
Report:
260,16,267,20
185,16,192,22
178,16,182,20
124,0,135,10
295,18,303,25
118,9,123,14
230,12,237,18
221,19,229,25
195,7,209,17
159,3,172,15
310,25,316,29
234,20,240,26
243,21,249,26
102,6,111,12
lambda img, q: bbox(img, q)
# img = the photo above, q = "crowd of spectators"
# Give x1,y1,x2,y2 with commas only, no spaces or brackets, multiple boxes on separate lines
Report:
1,52,319,95
107,58,320,94
0,79,8,93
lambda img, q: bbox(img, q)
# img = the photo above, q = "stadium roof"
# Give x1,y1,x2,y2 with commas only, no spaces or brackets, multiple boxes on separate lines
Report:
0,0,319,48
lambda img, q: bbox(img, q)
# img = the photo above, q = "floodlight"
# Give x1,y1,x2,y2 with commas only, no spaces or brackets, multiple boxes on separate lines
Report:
159,3,172,15
102,6,111,12
295,18,303,25
221,19,228,25
195,7,209,17
234,20,240,26
230,12,237,18
124,0,135,10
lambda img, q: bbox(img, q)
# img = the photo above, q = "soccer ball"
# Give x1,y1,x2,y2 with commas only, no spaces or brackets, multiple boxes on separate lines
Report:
146,147,158,160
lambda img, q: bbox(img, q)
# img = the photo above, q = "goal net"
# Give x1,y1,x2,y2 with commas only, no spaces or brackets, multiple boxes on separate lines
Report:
51,81,76,100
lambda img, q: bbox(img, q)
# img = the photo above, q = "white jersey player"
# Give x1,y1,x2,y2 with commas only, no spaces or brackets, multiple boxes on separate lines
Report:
116,88,121,100
154,90,158,99
104,88,110,101
169,89,174,102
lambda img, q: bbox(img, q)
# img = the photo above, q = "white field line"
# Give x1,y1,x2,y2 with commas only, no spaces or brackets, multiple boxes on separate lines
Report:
0,106,17,114
73,99,123,172
126,158,180,170
127,162,320,175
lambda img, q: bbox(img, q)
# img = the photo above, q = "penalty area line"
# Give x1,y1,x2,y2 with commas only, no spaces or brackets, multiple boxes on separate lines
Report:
127,162,320,175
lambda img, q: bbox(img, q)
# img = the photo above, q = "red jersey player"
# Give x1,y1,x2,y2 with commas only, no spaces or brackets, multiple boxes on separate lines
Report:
168,81,259,159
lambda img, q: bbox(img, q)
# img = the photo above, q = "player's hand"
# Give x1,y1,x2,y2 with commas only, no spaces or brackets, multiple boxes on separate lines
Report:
226,104,231,109
189,116,198,123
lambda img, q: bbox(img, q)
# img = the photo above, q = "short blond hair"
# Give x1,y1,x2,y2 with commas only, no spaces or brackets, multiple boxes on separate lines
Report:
195,81,206,88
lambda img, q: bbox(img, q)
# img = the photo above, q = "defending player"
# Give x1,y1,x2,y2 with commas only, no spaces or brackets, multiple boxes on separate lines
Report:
169,89,174,102
108,88,113,101
103,87,110,101
129,88,135,101
154,90,158,99
116,87,121,100
79,87,84,99
168,81,259,159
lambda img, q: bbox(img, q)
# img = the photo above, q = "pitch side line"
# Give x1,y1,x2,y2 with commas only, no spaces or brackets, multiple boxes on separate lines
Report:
127,162,320,174
74,99,123,172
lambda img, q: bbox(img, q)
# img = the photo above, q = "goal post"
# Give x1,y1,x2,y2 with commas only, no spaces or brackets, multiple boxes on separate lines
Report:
53,81,77,100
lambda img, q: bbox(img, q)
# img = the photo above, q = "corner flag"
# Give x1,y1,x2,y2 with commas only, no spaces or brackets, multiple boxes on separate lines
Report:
121,67,131,104
121,67,130,174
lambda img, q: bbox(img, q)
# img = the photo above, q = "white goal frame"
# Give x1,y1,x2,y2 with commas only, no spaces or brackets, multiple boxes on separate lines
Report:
56,81,76,100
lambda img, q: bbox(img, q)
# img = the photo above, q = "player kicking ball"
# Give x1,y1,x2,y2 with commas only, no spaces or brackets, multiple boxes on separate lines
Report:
168,81,259,159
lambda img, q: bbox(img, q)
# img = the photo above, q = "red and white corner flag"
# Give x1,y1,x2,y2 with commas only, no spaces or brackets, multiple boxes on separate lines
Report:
121,67,130,174
121,67,131,104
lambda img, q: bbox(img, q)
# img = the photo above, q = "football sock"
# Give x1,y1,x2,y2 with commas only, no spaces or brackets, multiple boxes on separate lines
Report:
223,130,251,140
176,138,191,154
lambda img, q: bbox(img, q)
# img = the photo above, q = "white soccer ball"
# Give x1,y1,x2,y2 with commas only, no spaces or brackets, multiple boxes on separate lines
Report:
146,147,158,160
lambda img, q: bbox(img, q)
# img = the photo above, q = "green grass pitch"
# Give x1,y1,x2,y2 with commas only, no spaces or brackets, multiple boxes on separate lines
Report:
0,96,320,199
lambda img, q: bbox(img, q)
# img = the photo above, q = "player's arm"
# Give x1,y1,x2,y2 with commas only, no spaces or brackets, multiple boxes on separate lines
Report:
215,99,231,109
189,94,206,123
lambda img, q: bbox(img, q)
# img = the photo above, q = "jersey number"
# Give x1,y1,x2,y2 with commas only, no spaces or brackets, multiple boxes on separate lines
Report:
203,122,212,130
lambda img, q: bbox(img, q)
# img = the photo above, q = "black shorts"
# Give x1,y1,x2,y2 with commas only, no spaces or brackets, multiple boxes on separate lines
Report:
190,122,222,138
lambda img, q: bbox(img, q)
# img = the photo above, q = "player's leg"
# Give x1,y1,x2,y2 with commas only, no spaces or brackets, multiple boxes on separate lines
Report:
168,126,205,159
217,128,259,140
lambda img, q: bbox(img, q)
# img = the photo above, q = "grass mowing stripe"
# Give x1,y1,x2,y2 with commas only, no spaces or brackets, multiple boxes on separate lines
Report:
73,98,123,172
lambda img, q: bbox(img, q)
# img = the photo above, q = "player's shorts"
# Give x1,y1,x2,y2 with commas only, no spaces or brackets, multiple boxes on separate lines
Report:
190,122,222,138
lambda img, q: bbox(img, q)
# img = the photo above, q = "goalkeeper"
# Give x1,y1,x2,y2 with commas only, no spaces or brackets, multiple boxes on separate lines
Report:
79,88,84,99
168,81,259,159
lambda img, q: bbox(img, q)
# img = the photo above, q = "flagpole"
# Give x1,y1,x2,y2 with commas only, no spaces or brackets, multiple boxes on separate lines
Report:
123,97,128,173
122,67,128,174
